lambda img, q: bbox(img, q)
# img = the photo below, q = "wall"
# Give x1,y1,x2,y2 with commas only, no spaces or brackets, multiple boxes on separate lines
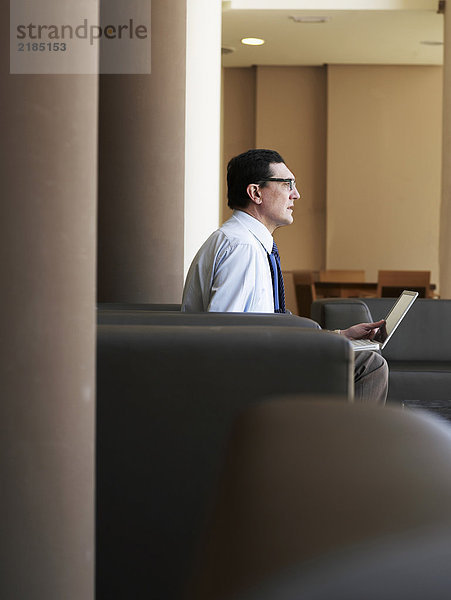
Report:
222,66,257,223
222,65,327,271
256,66,327,271
222,64,443,287
327,65,442,284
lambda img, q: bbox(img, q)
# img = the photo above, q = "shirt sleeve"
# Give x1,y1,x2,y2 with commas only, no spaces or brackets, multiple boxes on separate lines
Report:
208,242,270,312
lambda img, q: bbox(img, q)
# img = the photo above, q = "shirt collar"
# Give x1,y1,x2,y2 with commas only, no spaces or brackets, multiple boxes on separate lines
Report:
232,210,274,254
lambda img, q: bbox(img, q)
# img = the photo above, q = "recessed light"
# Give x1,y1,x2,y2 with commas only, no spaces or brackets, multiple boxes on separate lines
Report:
241,37,265,46
289,16,330,24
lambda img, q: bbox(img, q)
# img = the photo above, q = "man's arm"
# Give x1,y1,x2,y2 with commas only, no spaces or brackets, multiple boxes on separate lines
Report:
336,320,385,340
208,243,273,313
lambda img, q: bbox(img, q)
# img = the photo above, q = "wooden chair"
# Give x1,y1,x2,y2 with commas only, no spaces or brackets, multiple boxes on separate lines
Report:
316,269,373,298
377,270,431,298
318,269,365,283
291,270,318,318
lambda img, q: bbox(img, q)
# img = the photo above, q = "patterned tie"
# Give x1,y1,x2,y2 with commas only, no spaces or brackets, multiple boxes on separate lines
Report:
267,241,286,313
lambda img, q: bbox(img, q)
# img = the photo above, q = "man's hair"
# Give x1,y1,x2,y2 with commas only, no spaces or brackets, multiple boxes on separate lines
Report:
227,148,285,209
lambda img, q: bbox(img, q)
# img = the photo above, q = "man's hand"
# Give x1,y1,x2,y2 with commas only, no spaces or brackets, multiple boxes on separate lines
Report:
341,320,385,340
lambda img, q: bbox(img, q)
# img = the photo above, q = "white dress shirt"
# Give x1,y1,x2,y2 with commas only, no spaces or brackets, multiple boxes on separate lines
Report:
182,210,275,312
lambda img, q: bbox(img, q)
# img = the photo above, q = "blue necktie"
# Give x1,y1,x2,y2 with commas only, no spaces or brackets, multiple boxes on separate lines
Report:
267,241,286,313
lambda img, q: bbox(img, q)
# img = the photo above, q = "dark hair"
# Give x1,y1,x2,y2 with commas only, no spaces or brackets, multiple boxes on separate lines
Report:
227,149,285,209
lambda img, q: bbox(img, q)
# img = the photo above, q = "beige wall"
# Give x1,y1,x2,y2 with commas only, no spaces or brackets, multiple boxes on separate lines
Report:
327,65,442,284
222,67,257,224
256,66,327,271
440,5,451,299
222,64,443,287
222,66,327,271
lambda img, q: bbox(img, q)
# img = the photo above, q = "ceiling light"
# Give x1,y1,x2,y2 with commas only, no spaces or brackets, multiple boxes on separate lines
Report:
241,37,265,46
289,16,330,24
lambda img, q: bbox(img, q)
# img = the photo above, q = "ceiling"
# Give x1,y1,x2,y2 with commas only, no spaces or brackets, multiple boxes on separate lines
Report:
222,0,444,67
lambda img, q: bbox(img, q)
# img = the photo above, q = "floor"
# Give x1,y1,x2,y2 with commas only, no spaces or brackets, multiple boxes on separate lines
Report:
402,399,451,424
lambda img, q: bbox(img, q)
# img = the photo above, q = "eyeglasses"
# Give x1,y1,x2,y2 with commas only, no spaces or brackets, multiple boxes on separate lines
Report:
257,178,297,191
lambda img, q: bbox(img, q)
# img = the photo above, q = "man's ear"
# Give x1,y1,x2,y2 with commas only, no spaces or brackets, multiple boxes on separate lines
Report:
246,183,262,205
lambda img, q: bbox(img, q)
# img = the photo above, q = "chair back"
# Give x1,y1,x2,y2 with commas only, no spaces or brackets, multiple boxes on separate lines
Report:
282,271,299,315
291,270,318,317
188,399,451,600
319,269,365,283
97,326,353,600
377,270,431,298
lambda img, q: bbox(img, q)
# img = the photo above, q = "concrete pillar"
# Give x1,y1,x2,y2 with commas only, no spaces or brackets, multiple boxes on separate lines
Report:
440,0,451,297
0,2,96,598
97,0,187,303
184,0,222,275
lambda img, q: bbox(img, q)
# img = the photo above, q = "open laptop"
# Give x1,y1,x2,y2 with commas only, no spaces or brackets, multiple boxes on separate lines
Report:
351,290,418,352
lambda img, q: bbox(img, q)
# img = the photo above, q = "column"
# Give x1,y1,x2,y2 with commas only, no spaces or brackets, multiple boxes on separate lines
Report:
97,0,187,303
0,2,96,598
440,0,451,298
184,0,222,275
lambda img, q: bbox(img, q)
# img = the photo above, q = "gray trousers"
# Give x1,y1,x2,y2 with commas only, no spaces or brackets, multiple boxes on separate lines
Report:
354,351,389,405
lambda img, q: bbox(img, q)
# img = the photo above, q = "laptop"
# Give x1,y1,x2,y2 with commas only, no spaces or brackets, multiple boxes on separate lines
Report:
351,290,418,352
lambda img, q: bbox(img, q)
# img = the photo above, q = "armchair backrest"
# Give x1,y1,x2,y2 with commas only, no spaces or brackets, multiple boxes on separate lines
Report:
97,324,353,600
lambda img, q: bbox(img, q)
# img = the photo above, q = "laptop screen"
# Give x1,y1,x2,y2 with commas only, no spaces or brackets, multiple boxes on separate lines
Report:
374,290,418,345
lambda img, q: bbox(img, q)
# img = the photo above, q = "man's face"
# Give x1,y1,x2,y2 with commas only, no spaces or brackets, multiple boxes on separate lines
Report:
257,162,300,233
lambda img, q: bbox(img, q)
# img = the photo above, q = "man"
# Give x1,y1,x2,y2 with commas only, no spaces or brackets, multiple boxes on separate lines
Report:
182,149,388,404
